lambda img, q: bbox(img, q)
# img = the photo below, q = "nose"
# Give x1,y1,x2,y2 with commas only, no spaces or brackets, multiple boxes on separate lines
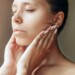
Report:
12,13,23,24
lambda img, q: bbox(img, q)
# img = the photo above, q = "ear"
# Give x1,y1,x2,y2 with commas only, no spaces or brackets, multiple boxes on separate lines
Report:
54,11,64,28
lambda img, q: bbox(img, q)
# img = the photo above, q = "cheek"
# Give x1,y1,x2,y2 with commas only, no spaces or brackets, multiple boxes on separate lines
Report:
23,11,51,34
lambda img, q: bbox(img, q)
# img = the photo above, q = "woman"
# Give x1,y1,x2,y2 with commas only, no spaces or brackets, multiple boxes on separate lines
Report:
0,0,75,75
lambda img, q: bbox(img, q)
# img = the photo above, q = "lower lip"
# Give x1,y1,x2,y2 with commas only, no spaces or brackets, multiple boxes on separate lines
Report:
13,31,26,34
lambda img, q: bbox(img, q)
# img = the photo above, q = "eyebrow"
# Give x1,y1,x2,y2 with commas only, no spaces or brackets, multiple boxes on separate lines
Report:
23,2,38,6
12,2,38,9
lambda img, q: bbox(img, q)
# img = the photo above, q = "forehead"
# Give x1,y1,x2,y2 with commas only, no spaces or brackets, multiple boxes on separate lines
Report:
12,0,51,11
13,0,47,5
13,0,37,3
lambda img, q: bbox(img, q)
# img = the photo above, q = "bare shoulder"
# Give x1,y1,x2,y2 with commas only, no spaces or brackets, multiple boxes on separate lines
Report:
63,66,75,75
63,61,75,75
34,64,75,75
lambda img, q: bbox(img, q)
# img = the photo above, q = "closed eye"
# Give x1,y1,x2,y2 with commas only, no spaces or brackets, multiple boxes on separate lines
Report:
12,10,17,15
25,9,35,12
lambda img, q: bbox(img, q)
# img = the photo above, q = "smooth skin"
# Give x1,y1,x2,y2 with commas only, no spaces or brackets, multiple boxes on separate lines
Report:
0,25,57,75
0,0,75,75
16,26,57,75
0,34,26,75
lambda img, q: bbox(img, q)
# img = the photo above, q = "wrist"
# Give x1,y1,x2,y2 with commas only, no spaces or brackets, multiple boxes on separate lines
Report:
0,63,16,75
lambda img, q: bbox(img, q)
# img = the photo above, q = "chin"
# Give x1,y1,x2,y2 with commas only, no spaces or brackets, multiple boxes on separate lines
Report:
16,37,31,46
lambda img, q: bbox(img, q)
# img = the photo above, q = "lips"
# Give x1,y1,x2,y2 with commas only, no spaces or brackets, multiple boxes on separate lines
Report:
13,29,25,32
13,28,26,34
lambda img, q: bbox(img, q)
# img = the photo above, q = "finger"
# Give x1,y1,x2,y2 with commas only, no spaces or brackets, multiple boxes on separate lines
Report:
42,25,57,50
46,29,57,51
31,31,45,48
36,25,56,49
29,26,51,48
8,33,16,44
42,27,54,50
37,26,51,49
16,46,25,62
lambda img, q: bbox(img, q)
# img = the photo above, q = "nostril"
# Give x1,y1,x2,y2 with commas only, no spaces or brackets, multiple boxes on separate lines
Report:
14,16,23,24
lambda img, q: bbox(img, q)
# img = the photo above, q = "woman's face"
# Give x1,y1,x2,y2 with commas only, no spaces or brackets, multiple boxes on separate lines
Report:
12,0,55,46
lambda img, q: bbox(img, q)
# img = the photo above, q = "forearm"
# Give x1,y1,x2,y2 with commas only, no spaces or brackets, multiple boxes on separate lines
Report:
0,63,16,75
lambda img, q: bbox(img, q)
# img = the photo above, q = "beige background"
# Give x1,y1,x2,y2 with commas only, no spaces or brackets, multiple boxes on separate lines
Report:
0,0,75,66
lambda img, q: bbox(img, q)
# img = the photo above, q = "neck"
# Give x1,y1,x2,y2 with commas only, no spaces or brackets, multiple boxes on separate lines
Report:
44,37,68,66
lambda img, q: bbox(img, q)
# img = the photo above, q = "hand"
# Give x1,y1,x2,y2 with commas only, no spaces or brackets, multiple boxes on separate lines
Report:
1,33,26,75
17,26,57,75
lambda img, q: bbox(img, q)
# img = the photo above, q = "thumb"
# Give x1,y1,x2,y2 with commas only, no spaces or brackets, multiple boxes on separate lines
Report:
8,33,16,45
5,33,16,50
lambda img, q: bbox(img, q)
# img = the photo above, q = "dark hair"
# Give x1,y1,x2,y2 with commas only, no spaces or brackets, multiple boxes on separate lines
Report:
46,0,68,34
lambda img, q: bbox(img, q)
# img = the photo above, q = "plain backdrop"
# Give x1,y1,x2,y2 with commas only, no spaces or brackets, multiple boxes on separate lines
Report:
0,0,75,66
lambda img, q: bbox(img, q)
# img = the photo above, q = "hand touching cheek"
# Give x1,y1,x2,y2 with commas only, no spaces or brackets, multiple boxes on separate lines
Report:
17,25,57,75
0,34,26,75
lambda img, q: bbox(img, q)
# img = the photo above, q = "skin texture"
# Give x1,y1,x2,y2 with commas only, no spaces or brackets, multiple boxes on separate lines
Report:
0,0,75,75
12,0,55,46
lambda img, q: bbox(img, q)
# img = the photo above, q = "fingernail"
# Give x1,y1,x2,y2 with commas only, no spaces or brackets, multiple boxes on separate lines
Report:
44,26,51,34
54,29,57,34
53,25,57,29
51,25,57,30
44,30,48,34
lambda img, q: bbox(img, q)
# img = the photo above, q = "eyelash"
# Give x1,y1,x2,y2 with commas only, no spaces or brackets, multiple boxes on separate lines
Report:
12,9,35,15
25,9,35,12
